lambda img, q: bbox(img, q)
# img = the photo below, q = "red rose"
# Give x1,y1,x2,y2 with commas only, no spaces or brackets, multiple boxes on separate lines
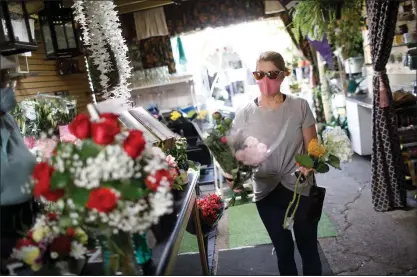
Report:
16,238,35,250
145,169,172,191
123,130,146,159
47,213,57,221
33,162,64,202
91,116,121,145
220,136,227,144
100,113,119,126
69,114,91,139
86,188,118,213
66,228,76,237
50,235,72,257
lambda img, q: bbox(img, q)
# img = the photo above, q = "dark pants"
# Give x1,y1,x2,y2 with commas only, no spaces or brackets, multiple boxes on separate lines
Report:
256,184,322,276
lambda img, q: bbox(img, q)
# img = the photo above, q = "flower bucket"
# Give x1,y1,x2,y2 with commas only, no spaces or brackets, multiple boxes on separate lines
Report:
150,211,177,243
186,217,218,237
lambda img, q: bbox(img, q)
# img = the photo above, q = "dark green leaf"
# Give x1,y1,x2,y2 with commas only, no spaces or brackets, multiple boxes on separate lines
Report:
70,187,90,207
327,154,341,169
120,186,148,201
79,139,102,160
50,171,71,189
316,162,330,173
295,154,314,168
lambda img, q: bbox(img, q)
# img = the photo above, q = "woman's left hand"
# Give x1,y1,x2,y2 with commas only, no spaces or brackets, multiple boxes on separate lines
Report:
298,166,314,177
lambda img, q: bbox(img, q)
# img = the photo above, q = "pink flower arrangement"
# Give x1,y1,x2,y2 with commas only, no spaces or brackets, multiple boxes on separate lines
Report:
235,136,268,166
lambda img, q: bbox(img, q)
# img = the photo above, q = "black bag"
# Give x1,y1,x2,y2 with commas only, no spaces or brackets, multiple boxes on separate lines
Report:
308,174,326,224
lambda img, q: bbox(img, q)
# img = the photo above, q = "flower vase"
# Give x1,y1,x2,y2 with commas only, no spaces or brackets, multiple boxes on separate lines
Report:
100,232,142,276
55,258,85,275
133,233,152,265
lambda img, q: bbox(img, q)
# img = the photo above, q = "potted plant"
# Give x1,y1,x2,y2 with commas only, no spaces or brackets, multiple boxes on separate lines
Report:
289,81,302,93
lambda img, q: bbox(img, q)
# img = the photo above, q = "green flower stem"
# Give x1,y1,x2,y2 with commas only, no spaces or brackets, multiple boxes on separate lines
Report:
282,173,303,229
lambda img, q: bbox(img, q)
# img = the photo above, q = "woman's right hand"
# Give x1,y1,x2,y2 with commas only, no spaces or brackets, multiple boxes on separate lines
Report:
223,172,234,189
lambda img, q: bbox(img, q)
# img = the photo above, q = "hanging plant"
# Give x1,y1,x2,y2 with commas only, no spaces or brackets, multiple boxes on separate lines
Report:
72,1,132,103
327,1,365,59
292,0,364,50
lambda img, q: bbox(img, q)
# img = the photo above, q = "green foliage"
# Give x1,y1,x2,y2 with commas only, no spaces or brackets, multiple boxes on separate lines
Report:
315,161,330,173
11,96,77,137
69,187,90,207
292,0,364,59
79,139,102,160
295,154,314,168
327,154,341,169
327,0,365,59
50,171,71,189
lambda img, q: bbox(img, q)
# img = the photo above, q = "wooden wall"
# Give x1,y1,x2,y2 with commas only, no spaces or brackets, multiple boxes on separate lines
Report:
14,42,93,114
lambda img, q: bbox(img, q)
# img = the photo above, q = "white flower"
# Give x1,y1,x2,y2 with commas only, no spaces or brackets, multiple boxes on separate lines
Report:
322,127,354,163
70,241,87,260
50,252,59,259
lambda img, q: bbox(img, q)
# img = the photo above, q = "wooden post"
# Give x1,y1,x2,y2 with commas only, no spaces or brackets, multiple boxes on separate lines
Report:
317,52,332,123
194,201,210,275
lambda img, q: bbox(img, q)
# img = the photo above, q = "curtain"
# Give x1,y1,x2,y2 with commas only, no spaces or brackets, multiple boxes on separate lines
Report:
134,7,169,40
163,0,264,36
366,0,407,211
138,36,176,74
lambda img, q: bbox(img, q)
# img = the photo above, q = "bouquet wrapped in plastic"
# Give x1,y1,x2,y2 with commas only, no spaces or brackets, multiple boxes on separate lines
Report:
202,112,274,205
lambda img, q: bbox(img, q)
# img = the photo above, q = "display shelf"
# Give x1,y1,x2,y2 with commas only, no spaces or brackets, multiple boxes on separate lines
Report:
392,42,417,48
396,102,417,187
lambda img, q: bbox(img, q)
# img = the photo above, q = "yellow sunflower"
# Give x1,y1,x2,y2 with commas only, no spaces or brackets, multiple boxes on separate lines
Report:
308,139,326,158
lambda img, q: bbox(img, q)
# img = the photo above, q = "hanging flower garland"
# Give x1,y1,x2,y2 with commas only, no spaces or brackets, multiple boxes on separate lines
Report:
72,0,132,103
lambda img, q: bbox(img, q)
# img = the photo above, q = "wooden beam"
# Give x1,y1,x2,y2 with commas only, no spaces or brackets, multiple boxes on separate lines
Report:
117,0,173,14
115,0,148,7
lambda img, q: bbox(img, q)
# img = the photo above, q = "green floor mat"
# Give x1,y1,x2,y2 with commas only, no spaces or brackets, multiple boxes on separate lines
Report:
228,203,337,248
179,231,199,253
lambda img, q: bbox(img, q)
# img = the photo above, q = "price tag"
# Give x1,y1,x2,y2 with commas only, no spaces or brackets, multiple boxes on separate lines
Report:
22,101,37,121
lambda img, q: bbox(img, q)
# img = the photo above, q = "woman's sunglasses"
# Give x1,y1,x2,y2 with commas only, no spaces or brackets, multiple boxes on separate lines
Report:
252,70,282,80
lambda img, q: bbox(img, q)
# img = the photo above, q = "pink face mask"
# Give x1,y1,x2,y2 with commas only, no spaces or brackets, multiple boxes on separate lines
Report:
256,78,281,96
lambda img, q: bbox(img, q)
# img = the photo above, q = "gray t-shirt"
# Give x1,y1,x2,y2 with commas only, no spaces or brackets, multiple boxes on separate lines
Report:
233,94,316,202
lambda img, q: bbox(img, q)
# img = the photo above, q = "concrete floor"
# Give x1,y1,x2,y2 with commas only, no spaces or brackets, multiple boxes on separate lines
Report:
317,155,417,276
210,155,417,275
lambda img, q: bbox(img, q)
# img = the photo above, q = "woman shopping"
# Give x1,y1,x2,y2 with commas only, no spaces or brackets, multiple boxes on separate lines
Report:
0,56,37,270
229,51,322,275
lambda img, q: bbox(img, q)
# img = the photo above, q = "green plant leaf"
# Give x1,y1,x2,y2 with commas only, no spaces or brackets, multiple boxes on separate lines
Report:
70,187,90,207
316,162,330,173
79,139,101,160
295,154,314,168
327,154,341,169
120,185,148,201
50,171,71,189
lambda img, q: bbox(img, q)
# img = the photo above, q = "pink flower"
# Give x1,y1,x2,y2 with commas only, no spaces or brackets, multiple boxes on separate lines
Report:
24,136,36,149
165,155,178,168
235,150,246,161
244,136,259,147
220,136,228,144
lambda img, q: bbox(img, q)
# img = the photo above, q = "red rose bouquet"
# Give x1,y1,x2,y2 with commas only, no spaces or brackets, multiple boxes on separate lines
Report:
11,213,88,272
197,194,224,227
26,112,174,274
